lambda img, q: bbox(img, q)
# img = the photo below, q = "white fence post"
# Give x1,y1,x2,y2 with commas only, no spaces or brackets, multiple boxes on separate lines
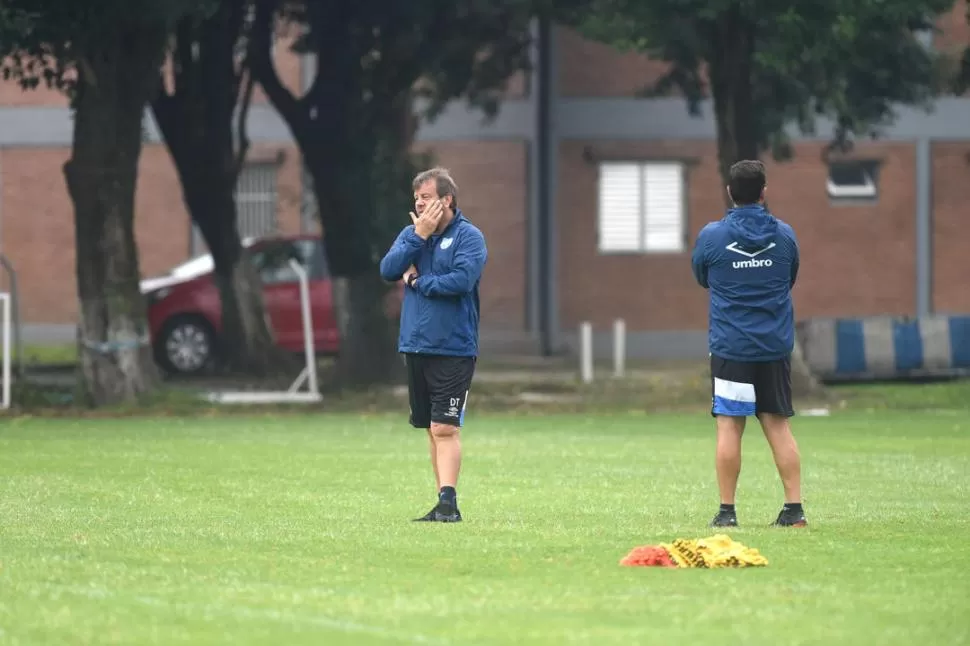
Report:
580,321,593,384
613,318,625,378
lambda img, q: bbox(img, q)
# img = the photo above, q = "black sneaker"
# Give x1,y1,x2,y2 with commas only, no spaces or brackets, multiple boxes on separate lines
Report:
412,501,462,523
431,501,462,523
413,506,438,522
710,510,738,528
772,507,807,527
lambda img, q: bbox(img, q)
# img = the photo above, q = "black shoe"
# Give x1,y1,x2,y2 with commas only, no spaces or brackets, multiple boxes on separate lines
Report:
413,506,438,522
772,507,807,527
710,510,738,528
431,501,462,523
412,501,462,523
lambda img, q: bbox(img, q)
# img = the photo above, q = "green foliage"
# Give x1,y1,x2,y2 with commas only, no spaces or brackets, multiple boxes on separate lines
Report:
569,0,954,159
0,0,218,96
284,0,562,122
254,0,583,274
370,129,434,262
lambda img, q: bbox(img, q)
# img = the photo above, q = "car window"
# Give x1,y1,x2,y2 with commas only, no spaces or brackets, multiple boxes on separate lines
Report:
250,239,328,284
251,242,301,284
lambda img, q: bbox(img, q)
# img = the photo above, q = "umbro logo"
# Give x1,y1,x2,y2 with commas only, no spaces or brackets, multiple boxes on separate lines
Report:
726,241,776,269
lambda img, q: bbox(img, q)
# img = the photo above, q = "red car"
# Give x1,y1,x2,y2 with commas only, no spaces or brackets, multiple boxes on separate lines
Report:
141,234,401,375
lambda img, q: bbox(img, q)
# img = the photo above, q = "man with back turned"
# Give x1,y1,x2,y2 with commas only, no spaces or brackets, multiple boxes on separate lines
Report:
691,160,807,529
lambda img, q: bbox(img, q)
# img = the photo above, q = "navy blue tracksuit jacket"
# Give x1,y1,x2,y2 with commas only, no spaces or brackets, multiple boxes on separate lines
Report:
379,210,488,357
691,204,800,362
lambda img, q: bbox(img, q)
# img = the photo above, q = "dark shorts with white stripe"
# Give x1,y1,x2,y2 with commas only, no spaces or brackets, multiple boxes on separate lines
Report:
405,353,476,429
709,354,794,418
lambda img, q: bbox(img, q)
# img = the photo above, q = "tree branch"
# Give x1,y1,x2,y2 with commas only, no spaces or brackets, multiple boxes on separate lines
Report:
233,63,255,181
173,17,195,98
249,0,301,119
302,0,360,107
225,0,248,102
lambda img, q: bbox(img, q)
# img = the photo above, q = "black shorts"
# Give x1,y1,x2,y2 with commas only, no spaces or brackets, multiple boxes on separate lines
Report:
710,354,793,418
405,353,476,429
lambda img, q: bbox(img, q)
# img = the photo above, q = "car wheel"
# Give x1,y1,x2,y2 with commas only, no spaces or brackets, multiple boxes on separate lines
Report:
157,315,216,376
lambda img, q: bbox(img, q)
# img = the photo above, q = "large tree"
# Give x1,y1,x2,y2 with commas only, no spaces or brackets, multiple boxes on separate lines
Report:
570,0,953,394
1,0,212,405
150,0,290,377
248,0,556,386
574,0,953,188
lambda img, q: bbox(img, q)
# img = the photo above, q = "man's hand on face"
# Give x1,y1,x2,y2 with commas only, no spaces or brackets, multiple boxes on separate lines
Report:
403,264,418,287
410,199,444,240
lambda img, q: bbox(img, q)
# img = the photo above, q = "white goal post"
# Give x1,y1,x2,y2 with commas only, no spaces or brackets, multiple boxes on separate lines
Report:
203,259,322,405
1,292,10,410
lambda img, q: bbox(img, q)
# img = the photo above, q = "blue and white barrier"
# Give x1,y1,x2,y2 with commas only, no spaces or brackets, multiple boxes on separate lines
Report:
797,315,970,381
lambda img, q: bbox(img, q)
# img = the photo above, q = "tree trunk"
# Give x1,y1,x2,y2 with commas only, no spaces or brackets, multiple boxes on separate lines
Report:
151,3,288,377
184,182,293,376
708,9,825,399
64,29,165,406
331,273,402,385
305,156,403,387
708,6,759,205
248,0,402,387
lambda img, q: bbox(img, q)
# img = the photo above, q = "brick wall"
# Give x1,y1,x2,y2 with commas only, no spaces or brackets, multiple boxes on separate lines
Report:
0,142,301,324
557,27,670,98
931,141,970,313
411,141,528,331
553,1,970,331
935,0,969,62
556,139,952,331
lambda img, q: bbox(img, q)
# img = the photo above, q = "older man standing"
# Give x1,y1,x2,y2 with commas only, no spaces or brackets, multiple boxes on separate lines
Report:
379,167,488,523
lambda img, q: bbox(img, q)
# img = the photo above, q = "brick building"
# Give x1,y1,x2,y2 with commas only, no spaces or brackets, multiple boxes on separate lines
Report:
0,4,968,358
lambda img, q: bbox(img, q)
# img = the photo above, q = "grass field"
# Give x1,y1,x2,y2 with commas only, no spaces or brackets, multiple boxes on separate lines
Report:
1,409,968,645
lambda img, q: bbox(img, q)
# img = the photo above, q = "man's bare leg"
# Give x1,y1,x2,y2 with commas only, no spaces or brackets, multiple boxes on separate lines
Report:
757,413,801,503
716,415,746,504
710,415,745,527
431,423,461,489
426,428,440,491
426,422,462,521
757,412,807,526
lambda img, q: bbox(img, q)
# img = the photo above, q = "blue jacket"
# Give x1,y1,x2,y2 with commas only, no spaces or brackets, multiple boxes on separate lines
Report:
379,210,487,357
691,204,799,361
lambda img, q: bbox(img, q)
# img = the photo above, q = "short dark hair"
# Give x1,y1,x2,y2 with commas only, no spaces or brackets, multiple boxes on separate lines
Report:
728,160,766,205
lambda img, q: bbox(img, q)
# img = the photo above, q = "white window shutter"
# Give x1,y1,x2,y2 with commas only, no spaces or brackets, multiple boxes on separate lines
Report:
642,163,684,252
597,163,642,252
235,162,279,240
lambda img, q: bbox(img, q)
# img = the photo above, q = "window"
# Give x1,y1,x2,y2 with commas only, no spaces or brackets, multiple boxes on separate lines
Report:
597,161,685,254
189,161,281,255
826,160,879,202
236,162,280,238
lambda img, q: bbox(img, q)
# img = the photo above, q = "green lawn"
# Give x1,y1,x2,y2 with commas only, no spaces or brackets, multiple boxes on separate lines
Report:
1,411,968,645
